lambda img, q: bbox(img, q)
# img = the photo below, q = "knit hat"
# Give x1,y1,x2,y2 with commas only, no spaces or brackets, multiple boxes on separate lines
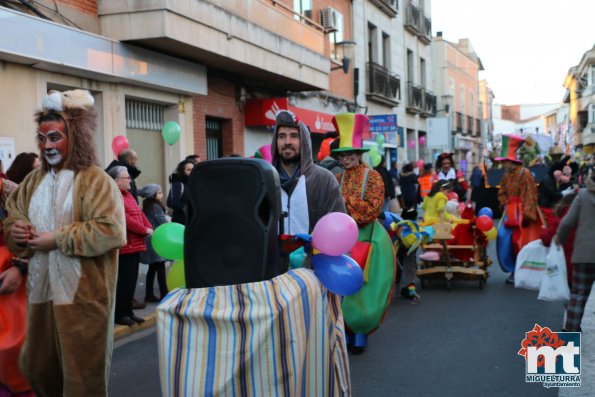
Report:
331,113,370,153
495,135,525,163
138,183,161,198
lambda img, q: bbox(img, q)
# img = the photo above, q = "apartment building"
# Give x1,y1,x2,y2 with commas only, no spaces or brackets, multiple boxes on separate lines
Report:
431,34,483,171
563,44,595,155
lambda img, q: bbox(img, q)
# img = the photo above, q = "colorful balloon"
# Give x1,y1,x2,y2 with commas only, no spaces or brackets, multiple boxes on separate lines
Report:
166,260,186,290
152,223,185,260
289,247,307,269
370,153,382,167
408,139,416,149
478,207,493,218
311,212,358,256
161,121,181,145
255,144,272,163
375,134,385,147
484,227,497,241
419,136,427,146
476,215,494,232
312,254,364,296
111,135,129,158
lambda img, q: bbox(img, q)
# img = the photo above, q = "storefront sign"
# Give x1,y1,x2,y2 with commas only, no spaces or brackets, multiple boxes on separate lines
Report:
244,98,335,133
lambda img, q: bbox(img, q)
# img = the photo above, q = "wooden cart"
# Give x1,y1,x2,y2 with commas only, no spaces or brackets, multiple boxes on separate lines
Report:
417,223,492,290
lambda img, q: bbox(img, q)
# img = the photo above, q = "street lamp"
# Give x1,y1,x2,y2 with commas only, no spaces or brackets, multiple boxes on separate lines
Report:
331,41,356,74
436,94,453,114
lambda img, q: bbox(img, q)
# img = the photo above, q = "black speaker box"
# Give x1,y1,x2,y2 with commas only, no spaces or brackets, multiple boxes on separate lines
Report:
184,158,284,288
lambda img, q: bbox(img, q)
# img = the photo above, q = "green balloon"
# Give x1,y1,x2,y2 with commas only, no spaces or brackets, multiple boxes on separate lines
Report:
371,153,382,167
161,121,181,145
369,146,379,157
152,223,185,260
166,260,186,290
375,134,385,147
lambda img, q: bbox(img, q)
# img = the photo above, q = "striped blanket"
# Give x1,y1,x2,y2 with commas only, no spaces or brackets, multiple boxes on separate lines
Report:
157,268,351,396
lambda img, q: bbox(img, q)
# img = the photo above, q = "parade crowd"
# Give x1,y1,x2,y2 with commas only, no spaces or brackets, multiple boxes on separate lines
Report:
0,89,594,396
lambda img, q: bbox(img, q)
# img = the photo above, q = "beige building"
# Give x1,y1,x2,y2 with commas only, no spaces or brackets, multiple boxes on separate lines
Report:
431,34,484,173
563,44,595,155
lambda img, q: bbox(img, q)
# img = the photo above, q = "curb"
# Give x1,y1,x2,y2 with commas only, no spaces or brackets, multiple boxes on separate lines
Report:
114,312,157,340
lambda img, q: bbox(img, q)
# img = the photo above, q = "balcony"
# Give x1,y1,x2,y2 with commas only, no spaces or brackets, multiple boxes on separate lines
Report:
404,1,432,44
406,82,423,114
455,112,464,133
466,116,473,135
420,89,436,117
370,0,398,17
366,62,401,106
98,0,330,91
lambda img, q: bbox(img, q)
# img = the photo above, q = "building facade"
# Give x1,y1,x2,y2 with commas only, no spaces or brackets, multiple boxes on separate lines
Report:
563,44,595,155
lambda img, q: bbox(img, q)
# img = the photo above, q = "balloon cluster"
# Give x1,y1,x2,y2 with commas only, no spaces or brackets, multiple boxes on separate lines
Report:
381,211,433,254
476,207,497,240
310,213,364,296
151,223,186,290
367,134,385,167
110,121,181,159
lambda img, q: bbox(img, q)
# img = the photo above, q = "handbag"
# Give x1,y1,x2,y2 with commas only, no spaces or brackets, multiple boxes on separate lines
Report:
514,240,548,290
538,243,570,302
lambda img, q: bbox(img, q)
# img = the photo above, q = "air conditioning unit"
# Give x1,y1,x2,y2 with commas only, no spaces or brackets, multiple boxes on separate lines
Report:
320,7,338,32
304,9,312,20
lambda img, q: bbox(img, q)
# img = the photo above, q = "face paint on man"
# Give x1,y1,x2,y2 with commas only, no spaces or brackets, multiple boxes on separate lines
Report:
37,119,69,169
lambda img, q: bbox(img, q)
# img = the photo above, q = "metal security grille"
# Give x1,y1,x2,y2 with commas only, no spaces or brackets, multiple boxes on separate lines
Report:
206,118,223,159
125,99,164,131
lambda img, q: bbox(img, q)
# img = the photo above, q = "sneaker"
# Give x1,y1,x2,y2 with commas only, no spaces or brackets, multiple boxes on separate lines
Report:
505,274,515,284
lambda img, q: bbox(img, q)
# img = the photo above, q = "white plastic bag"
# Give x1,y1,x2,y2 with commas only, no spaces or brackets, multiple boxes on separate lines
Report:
514,240,548,290
538,243,570,302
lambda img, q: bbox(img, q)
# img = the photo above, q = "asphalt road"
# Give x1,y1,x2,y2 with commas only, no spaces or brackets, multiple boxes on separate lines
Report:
109,240,565,396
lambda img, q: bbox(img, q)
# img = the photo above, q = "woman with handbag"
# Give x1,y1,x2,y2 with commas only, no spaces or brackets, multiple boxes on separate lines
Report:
556,167,595,332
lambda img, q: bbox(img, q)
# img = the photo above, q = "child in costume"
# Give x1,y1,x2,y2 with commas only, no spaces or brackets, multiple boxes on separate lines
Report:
421,180,469,227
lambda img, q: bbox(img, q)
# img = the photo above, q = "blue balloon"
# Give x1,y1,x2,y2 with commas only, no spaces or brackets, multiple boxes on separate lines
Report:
478,207,493,218
312,254,364,296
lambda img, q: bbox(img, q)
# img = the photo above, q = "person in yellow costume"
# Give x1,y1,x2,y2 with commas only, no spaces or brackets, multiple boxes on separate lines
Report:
421,180,469,227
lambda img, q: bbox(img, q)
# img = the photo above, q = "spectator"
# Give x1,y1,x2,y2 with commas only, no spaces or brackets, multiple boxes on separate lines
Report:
5,153,40,184
399,162,420,220
106,148,141,202
108,165,152,327
374,156,396,212
168,159,194,225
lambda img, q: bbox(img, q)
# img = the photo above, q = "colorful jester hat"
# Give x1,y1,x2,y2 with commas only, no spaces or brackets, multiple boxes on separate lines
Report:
495,134,525,163
331,113,370,153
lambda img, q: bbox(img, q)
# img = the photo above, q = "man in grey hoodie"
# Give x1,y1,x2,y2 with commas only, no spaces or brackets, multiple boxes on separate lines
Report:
271,110,346,235
557,166,595,331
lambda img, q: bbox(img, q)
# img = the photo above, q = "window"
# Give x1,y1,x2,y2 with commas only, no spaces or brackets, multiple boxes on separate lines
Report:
460,85,465,113
206,118,223,159
367,23,377,63
449,78,455,96
407,49,414,81
420,57,426,88
469,92,474,118
293,0,312,18
382,32,391,69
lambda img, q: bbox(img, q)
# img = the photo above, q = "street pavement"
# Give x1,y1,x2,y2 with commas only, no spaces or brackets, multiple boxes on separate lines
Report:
109,241,591,396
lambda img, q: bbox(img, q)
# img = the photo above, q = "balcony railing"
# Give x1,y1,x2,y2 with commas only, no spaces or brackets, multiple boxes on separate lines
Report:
404,1,431,44
369,0,398,17
406,82,423,114
466,115,473,135
455,112,463,133
420,89,436,117
366,62,401,106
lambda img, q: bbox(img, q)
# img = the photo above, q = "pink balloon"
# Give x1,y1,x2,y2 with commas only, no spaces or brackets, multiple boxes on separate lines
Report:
258,144,272,163
416,159,425,169
408,139,416,149
419,136,427,146
112,135,129,158
312,212,358,256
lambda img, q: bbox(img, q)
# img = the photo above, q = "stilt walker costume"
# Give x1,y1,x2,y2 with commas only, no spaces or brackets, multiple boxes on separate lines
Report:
4,90,126,397
332,113,396,352
496,135,541,272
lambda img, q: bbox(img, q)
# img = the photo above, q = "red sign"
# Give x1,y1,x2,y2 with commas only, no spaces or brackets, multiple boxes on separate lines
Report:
244,98,335,133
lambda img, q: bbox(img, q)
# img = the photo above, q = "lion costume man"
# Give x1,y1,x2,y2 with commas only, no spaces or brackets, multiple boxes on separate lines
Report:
4,89,126,396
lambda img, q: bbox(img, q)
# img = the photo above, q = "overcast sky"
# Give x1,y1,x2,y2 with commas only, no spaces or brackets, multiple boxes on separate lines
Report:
431,0,595,105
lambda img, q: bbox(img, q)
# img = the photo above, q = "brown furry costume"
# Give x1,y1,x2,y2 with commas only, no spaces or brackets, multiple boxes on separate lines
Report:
3,90,126,397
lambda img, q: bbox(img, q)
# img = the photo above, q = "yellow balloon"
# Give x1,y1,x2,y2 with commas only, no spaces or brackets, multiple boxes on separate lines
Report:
484,227,497,241
166,260,186,290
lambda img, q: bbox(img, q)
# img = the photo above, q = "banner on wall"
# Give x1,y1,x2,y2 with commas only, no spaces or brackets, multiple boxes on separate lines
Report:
368,114,398,145
244,98,335,133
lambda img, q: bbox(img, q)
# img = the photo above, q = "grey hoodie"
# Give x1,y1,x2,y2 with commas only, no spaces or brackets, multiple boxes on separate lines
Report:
558,177,595,263
272,120,346,233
